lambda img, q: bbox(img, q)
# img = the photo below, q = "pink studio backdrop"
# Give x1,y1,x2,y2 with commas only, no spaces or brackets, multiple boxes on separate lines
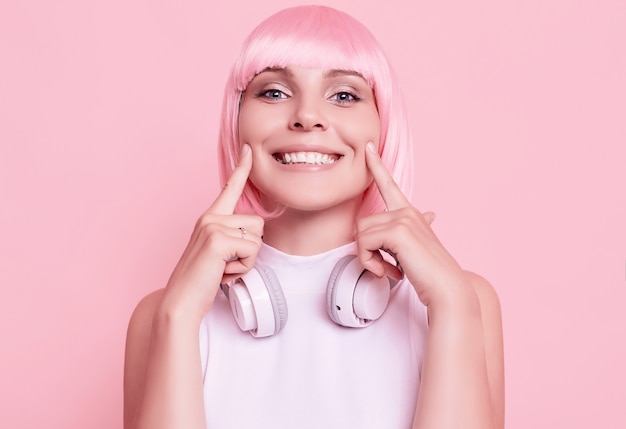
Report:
1,0,624,427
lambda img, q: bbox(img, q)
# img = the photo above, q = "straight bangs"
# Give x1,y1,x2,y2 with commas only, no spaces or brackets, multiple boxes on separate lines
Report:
218,6,414,219
232,7,385,91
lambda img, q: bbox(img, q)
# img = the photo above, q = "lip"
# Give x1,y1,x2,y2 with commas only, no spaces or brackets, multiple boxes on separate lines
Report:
273,159,340,172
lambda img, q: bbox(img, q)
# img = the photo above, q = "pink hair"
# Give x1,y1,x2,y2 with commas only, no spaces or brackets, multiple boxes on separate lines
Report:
218,5,414,218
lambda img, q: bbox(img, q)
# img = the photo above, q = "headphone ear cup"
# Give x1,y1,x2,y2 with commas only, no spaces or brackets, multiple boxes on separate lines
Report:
326,255,391,328
226,265,288,338
256,265,288,335
326,255,354,326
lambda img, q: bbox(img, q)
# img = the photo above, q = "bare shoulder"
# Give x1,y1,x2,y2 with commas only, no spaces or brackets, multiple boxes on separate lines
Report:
125,289,166,355
127,289,166,335
463,270,502,317
124,288,165,428
125,287,166,372
463,270,505,429
462,270,503,359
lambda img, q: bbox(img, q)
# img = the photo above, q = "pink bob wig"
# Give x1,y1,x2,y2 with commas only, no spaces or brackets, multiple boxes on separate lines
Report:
218,5,414,218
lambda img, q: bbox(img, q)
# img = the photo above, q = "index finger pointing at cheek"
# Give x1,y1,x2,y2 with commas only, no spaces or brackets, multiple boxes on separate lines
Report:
209,144,253,215
365,142,410,211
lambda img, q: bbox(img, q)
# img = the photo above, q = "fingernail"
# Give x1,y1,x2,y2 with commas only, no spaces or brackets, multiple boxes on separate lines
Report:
241,144,250,156
366,142,376,153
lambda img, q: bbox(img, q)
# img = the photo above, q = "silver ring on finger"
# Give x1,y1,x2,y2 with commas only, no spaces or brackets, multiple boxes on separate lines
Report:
239,227,247,239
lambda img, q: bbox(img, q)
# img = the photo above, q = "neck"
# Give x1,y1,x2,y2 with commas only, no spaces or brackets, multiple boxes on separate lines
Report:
263,199,361,256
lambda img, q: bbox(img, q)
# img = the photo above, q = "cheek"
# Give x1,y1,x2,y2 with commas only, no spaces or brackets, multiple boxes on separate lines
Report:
342,116,381,153
248,154,266,183
367,111,382,141
237,107,257,143
346,108,381,142
238,106,285,145
238,101,266,141
247,148,279,199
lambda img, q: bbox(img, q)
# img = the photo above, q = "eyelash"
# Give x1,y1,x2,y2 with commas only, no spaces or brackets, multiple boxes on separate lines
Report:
256,89,287,100
331,91,360,104
255,89,361,105
257,89,288,100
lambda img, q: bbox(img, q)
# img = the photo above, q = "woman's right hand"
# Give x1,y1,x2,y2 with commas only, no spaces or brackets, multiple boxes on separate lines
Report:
159,144,264,323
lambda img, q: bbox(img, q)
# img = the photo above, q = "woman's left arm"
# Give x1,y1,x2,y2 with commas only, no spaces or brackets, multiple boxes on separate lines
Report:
467,270,505,429
357,143,504,429
409,272,503,429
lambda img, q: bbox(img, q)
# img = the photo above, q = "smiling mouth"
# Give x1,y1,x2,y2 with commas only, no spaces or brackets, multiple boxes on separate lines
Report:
273,151,341,165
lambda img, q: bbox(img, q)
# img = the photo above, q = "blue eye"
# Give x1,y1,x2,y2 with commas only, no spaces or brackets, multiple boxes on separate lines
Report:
259,89,288,99
332,91,359,104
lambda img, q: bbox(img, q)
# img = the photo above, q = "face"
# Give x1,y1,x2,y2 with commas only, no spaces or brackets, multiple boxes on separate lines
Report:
238,66,381,213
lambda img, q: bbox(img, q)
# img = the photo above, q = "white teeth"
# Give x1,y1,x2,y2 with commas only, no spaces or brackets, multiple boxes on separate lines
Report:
275,151,338,165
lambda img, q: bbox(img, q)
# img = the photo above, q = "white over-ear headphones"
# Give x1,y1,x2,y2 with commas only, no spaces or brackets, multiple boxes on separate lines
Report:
221,254,397,338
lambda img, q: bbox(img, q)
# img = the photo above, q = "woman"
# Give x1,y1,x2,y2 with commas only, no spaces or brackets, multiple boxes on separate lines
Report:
124,5,504,429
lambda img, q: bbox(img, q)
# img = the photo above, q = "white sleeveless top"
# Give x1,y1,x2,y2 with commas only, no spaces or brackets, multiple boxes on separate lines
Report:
199,242,428,429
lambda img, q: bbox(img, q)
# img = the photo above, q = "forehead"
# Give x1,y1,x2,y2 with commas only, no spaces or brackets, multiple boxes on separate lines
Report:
235,41,378,92
251,66,367,81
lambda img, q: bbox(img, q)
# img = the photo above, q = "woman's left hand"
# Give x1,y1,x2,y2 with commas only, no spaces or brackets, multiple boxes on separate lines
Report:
355,142,469,309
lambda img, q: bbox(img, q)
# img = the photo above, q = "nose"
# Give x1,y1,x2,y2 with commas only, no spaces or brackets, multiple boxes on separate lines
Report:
289,97,328,131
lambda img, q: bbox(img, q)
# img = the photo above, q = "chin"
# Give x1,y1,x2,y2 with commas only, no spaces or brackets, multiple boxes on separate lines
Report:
270,192,365,214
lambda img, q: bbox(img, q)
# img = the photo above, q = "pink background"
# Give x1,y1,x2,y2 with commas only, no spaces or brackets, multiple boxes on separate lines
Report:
1,0,624,427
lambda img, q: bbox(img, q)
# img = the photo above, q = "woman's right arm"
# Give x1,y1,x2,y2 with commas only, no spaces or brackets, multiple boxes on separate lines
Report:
124,287,207,429
123,145,262,429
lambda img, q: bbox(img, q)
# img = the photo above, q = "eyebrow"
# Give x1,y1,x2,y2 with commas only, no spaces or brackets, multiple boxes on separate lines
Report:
257,67,365,80
323,69,365,79
259,67,293,77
